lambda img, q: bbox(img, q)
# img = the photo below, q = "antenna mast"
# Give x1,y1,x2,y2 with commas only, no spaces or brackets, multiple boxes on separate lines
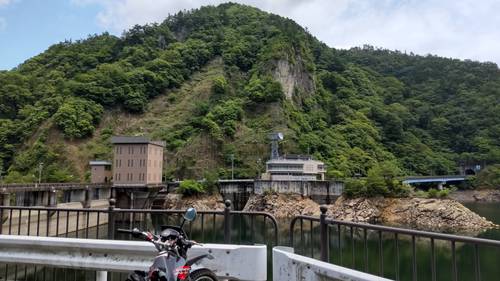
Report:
268,132,284,159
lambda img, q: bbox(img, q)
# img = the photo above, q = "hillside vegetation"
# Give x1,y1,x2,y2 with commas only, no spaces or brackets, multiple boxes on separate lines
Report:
0,3,499,182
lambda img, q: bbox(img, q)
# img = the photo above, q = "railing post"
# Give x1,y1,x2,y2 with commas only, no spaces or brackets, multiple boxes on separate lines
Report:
48,187,57,207
96,271,107,281
0,189,9,234
107,198,116,240
320,205,329,262
224,199,231,244
83,186,91,208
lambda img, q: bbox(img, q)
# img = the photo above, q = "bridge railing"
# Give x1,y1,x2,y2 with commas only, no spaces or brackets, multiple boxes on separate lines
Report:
290,206,500,281
1,199,279,279
0,199,279,245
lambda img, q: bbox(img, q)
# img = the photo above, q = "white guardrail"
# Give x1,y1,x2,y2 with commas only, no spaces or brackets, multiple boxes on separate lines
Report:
0,235,267,281
273,247,392,281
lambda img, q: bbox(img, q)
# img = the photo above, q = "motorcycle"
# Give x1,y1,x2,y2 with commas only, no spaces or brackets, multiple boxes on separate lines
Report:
117,207,218,281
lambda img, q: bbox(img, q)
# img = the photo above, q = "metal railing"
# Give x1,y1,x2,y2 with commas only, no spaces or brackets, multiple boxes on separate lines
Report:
0,199,279,245
0,183,111,192
290,206,500,281
0,199,279,280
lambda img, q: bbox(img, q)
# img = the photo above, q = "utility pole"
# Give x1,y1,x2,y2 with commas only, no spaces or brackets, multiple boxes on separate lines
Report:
230,154,234,180
38,162,44,184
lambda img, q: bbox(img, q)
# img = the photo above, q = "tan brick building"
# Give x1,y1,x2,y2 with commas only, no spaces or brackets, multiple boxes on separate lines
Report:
111,136,165,186
89,161,112,183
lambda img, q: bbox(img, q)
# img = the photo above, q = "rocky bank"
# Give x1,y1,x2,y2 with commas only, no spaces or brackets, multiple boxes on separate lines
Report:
329,197,497,234
163,193,225,210
243,193,497,234
243,193,320,218
449,189,500,203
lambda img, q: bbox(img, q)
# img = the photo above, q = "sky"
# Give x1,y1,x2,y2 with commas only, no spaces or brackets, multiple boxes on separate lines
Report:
1,0,500,70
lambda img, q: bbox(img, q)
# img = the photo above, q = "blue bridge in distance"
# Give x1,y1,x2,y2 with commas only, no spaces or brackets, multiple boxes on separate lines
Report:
402,175,469,189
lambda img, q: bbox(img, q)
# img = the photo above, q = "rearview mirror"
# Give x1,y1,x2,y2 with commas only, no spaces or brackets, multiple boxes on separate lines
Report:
184,207,197,222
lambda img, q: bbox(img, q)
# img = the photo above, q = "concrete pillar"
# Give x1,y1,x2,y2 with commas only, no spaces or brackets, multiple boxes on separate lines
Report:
98,188,111,200
47,188,57,207
70,190,85,203
15,192,24,206
0,191,9,207
83,186,91,208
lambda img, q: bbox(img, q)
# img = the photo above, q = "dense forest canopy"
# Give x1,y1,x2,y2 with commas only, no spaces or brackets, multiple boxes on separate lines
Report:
0,3,498,182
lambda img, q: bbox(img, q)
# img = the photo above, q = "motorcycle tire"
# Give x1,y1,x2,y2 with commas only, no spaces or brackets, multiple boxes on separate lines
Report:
189,269,218,281
126,270,147,281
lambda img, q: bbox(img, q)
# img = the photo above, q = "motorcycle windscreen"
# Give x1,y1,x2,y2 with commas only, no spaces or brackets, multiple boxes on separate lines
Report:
150,254,186,281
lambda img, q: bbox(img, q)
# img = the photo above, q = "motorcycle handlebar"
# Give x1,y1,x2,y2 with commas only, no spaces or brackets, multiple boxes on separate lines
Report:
117,228,134,234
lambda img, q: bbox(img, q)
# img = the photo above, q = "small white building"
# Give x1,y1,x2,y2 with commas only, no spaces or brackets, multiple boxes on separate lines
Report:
262,155,326,181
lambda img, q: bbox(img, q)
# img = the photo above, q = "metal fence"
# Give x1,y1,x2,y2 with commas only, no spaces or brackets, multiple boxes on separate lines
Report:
0,199,278,244
290,206,500,281
0,199,279,281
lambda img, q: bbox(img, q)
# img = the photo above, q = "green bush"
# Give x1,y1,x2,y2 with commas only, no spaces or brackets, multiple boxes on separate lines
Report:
177,179,205,196
53,98,103,138
212,75,228,95
437,189,450,198
202,171,219,195
427,188,439,198
343,161,409,198
344,178,367,198
475,164,500,189
244,75,283,103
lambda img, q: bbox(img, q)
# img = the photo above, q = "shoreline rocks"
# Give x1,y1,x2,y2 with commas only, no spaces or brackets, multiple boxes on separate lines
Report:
449,189,500,203
243,193,497,234
330,196,497,234
243,193,320,218
163,193,225,210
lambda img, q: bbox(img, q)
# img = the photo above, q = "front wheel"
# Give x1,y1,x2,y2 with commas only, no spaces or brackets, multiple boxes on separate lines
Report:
189,269,218,281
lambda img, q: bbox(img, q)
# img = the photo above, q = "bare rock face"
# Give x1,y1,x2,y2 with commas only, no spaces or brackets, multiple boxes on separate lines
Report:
163,193,225,211
273,56,315,104
327,197,387,224
243,193,320,218
329,196,497,234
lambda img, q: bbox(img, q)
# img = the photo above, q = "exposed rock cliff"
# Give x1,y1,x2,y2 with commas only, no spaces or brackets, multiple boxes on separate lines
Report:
328,196,497,234
243,193,320,218
272,55,315,104
243,193,497,233
163,193,225,211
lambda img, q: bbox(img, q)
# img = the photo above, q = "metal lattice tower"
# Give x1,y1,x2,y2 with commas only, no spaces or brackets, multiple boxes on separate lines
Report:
268,132,284,159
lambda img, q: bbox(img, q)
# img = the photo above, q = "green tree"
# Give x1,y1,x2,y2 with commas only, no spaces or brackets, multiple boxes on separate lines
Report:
53,98,103,138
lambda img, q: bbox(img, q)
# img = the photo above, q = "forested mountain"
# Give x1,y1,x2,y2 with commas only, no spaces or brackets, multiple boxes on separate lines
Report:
0,3,499,182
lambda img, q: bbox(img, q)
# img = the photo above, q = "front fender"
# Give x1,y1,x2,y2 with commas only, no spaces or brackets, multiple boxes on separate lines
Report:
185,254,214,267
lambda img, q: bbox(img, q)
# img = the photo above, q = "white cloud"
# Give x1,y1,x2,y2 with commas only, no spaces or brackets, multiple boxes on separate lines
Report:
74,0,500,64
